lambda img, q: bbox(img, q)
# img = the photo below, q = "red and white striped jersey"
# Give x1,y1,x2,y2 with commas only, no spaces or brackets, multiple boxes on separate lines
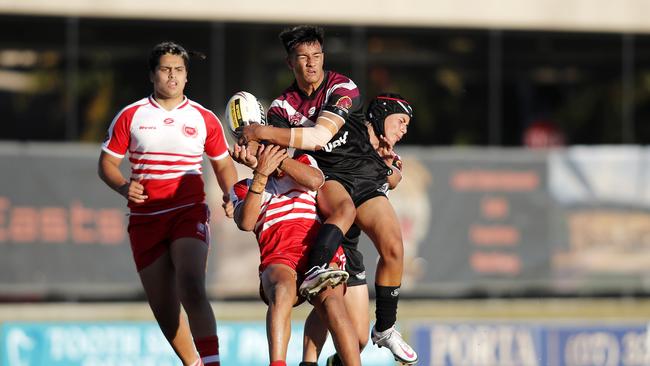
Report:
231,154,322,259
102,96,230,214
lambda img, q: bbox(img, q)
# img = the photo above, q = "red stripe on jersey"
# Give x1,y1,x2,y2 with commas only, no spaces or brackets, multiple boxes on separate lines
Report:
190,102,229,159
132,168,202,175
104,101,147,157
265,196,316,211
129,157,202,165
129,175,205,214
178,99,190,109
147,96,159,108
129,150,203,158
264,207,318,222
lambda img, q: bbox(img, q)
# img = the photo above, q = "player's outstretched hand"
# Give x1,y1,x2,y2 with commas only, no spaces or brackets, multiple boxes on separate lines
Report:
231,143,258,169
254,144,288,176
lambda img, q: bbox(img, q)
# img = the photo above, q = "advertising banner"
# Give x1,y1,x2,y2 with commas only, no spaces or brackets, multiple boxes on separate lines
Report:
413,321,650,366
4,143,650,299
0,321,394,366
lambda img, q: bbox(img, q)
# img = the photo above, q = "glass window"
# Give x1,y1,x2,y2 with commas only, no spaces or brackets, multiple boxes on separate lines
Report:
364,27,490,146
502,31,623,146
0,16,67,141
634,35,650,144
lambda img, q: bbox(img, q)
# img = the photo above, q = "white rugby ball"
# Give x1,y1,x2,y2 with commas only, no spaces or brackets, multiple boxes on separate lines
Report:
224,91,266,138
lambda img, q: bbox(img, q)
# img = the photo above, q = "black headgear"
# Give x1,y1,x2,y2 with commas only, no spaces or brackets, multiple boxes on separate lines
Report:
366,93,413,137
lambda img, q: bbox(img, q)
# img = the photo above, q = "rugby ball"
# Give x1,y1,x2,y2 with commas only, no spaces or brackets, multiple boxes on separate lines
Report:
224,91,266,138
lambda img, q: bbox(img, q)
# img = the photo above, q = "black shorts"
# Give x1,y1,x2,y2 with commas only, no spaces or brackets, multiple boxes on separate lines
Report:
325,171,388,208
342,225,366,287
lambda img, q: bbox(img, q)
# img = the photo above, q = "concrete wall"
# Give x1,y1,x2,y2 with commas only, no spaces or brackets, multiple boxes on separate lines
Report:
1,0,650,33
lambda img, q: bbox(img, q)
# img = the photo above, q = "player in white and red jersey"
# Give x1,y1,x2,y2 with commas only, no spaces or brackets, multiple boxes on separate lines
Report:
98,41,236,366
231,142,360,366
238,26,418,364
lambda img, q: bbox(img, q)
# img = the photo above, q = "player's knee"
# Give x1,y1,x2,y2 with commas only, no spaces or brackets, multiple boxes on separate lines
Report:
333,200,356,223
268,281,295,305
378,240,404,264
177,274,207,301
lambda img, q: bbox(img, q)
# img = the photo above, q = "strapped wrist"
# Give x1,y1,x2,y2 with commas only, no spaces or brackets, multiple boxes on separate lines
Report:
250,173,267,193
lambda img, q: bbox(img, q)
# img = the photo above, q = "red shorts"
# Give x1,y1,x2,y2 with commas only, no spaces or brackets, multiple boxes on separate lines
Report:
258,245,347,306
128,203,210,271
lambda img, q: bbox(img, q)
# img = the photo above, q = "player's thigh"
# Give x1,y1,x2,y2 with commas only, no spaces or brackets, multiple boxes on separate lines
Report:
169,204,211,281
356,196,403,254
138,251,178,307
317,180,355,221
170,237,209,282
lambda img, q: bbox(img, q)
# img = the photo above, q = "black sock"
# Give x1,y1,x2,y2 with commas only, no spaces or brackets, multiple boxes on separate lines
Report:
307,223,343,270
375,284,400,332
299,363,318,366
329,354,343,366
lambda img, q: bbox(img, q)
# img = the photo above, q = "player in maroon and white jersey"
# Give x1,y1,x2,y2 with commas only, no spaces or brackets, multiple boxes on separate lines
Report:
238,26,418,364
98,42,237,366
231,142,360,366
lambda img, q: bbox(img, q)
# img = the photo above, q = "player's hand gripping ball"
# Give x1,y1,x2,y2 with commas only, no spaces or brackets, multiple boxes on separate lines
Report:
225,91,266,139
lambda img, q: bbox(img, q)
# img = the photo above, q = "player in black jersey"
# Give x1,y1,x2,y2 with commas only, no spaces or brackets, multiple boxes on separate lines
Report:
238,26,418,364
299,93,415,366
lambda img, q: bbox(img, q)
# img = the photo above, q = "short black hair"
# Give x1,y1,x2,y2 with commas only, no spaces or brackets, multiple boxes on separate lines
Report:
148,41,190,72
279,25,324,55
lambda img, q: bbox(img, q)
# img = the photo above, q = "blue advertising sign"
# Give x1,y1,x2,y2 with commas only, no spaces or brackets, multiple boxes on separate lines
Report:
548,325,649,366
414,322,546,366
413,322,650,366
0,321,395,366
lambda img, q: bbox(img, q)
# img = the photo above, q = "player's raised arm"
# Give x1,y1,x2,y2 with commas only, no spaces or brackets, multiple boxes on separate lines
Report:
240,107,344,151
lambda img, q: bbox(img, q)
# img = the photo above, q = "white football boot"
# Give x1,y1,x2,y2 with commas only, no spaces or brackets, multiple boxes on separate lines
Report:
298,265,349,297
371,325,418,364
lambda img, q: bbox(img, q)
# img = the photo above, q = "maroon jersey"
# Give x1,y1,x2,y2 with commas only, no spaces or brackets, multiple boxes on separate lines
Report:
267,71,389,181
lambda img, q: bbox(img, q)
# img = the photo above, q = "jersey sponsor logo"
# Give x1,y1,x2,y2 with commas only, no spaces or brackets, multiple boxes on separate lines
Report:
323,131,349,152
182,124,198,138
334,96,353,113
163,118,175,125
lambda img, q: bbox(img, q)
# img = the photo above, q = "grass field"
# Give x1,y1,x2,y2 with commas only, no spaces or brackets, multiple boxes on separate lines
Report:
2,298,650,322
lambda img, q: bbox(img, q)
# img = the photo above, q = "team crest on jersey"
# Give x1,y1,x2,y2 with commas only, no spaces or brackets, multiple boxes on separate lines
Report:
334,96,353,113
308,106,316,117
163,118,175,125
289,112,305,126
182,124,198,138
